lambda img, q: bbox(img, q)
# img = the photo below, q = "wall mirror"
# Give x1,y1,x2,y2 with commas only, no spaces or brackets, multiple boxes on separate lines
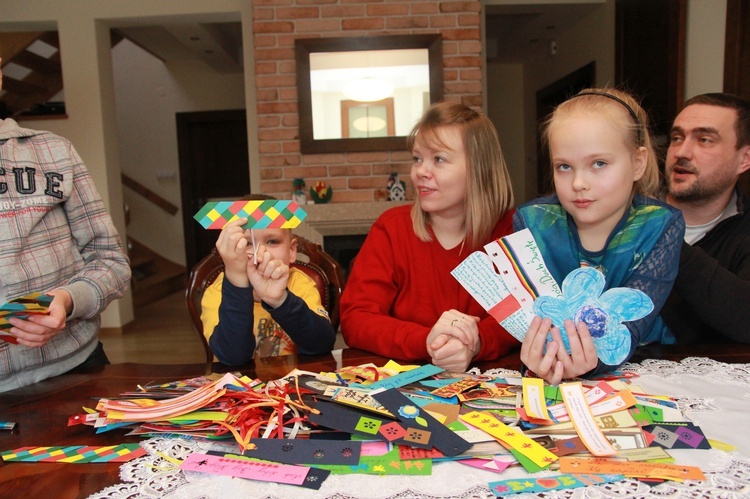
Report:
295,34,443,154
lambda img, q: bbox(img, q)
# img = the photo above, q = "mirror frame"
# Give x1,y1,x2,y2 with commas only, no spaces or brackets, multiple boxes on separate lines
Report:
295,34,443,154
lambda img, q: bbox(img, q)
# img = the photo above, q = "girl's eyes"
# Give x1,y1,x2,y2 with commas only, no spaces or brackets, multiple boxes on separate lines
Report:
555,163,571,172
593,160,607,169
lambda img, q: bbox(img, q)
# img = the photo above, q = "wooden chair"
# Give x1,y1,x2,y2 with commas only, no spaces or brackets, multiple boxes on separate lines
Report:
186,234,344,364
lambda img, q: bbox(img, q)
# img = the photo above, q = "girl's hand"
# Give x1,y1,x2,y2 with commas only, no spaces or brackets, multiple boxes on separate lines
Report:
215,218,251,287
521,316,564,385
247,243,289,308
554,320,599,379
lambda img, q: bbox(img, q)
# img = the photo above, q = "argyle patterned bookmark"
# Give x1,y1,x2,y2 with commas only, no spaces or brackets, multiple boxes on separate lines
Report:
0,444,146,463
194,200,307,230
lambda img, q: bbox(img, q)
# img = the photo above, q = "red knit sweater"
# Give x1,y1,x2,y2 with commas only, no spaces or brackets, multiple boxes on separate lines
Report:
340,204,518,362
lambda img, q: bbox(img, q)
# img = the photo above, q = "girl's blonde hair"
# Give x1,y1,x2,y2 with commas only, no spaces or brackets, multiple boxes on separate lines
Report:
542,88,661,197
407,102,514,249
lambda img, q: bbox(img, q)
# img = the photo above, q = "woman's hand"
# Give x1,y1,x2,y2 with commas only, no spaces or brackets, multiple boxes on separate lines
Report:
426,309,481,353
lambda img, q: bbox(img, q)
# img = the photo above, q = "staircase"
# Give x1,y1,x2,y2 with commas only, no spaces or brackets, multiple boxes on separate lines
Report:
129,238,186,309
0,30,124,118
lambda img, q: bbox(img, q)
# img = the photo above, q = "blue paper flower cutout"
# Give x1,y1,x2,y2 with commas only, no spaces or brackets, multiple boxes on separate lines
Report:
532,267,653,365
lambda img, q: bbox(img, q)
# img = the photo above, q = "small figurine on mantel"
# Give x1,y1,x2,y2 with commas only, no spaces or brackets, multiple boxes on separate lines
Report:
387,172,406,201
292,178,306,205
310,181,333,204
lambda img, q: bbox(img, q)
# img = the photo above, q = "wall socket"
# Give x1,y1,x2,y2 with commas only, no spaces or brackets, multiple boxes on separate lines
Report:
550,40,558,56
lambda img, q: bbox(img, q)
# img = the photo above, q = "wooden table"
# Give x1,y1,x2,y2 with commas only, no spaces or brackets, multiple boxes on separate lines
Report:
1,345,748,498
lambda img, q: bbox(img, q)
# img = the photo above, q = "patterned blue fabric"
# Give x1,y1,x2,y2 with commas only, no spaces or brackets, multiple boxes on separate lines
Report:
514,194,685,370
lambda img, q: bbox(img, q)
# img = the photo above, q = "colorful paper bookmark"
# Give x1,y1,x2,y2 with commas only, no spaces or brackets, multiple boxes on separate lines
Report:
193,200,307,230
559,382,616,457
242,438,361,465
0,292,53,343
372,388,472,457
489,473,624,496
460,411,558,469
0,444,145,463
558,457,706,481
187,452,328,489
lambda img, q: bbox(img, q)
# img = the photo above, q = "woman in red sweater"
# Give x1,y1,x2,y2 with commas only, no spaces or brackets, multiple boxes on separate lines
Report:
340,102,517,372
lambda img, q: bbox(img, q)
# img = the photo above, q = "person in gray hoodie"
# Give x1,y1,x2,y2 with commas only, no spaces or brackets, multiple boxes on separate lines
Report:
0,58,131,392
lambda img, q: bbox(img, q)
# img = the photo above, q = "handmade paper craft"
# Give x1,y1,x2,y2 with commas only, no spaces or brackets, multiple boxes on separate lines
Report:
306,398,431,449
316,447,432,476
522,377,551,421
242,438,361,465
459,411,558,469
533,267,653,365
187,452,329,489
559,382,616,457
430,378,480,398
193,199,307,230
357,364,443,392
453,227,654,365
0,292,53,343
558,456,706,481
642,423,711,450
1,444,145,463
372,388,472,457
488,473,624,496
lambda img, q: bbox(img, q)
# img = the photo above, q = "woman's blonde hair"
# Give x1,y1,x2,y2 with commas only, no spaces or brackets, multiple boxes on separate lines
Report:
542,88,661,197
407,102,514,249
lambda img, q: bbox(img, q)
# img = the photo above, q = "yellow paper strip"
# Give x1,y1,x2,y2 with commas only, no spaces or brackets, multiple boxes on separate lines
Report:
460,411,558,468
522,377,551,420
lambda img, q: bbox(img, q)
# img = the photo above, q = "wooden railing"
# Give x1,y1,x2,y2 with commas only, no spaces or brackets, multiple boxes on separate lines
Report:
121,173,179,216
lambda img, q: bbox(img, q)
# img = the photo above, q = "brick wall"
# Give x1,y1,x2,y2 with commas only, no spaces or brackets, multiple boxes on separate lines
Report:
252,0,483,203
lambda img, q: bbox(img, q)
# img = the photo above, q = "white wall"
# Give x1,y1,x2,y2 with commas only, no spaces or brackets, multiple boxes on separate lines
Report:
112,39,246,265
685,0,727,98
0,0,257,327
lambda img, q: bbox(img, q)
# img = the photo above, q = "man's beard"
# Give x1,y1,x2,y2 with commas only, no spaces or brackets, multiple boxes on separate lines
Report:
668,161,732,203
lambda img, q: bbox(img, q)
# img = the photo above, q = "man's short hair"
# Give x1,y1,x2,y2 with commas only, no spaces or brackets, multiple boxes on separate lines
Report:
683,93,750,149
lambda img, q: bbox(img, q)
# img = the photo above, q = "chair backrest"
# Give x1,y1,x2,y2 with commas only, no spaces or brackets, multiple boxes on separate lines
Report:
186,234,344,363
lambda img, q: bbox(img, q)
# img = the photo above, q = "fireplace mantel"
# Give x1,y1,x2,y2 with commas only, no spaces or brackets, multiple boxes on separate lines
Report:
295,201,410,246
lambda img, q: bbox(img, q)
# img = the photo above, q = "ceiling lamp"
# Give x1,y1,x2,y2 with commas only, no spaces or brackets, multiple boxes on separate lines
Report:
343,77,394,102
352,116,387,133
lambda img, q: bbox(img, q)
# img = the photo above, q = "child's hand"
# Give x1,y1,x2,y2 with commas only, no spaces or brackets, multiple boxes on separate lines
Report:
520,317,598,385
215,218,251,287
247,243,290,308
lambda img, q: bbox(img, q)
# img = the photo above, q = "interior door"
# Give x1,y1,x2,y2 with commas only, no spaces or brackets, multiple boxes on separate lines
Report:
177,109,250,270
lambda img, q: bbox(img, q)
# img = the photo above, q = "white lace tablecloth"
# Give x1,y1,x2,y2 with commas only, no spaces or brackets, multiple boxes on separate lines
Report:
89,358,750,499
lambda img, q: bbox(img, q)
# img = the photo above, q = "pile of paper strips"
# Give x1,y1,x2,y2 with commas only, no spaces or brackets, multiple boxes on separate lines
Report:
49,360,717,493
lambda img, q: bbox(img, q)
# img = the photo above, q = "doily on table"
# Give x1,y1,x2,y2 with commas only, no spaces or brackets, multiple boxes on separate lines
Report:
621,357,750,386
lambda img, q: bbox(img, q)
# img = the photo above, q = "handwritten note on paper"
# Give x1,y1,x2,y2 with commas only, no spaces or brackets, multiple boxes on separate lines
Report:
558,457,706,481
559,383,617,457
452,229,562,342
488,229,562,299
451,251,529,341
181,452,312,485
522,377,551,421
